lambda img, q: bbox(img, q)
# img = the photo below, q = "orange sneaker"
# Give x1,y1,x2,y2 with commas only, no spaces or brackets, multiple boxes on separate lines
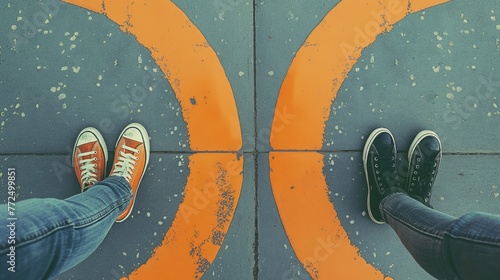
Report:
72,127,108,192
109,123,150,222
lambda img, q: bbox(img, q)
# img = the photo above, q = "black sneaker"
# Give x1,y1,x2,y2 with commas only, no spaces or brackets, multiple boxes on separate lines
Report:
406,130,442,207
363,128,402,224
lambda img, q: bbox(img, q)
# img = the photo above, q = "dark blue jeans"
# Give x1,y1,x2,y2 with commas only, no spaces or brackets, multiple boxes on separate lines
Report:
0,176,131,280
381,193,500,280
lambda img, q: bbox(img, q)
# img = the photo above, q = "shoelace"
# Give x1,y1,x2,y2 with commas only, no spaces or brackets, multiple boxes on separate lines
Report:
111,144,139,182
77,151,98,189
373,153,399,193
409,156,438,204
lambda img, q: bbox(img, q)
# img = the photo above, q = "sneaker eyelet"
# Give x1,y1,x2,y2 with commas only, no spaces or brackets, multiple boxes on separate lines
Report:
417,158,421,162
413,171,417,175
374,164,378,168
416,165,419,169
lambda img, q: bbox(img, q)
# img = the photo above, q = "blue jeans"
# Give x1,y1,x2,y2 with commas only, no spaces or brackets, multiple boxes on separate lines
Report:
381,193,500,280
0,176,131,280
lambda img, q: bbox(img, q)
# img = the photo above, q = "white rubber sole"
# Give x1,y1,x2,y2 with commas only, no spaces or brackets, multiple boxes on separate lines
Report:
363,127,395,225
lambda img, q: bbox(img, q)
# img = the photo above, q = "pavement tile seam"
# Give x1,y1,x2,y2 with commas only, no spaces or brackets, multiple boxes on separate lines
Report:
2,151,500,157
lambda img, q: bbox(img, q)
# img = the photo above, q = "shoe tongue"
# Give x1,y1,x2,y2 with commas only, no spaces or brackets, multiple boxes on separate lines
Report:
78,142,97,159
122,137,142,154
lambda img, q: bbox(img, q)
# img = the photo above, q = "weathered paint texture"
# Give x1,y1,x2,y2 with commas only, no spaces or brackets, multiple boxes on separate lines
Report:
269,0,449,279
62,0,244,278
126,153,243,279
270,0,450,150
64,0,243,152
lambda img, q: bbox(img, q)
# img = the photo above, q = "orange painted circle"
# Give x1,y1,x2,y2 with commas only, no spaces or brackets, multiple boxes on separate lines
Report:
63,0,244,279
270,0,449,279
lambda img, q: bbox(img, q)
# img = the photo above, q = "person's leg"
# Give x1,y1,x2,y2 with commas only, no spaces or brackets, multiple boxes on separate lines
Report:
0,176,131,280
381,193,500,280
0,123,150,279
363,128,500,280
363,129,500,279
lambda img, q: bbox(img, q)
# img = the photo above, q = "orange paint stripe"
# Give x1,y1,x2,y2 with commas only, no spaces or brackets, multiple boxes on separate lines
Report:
63,1,245,278
270,0,449,150
124,153,243,279
64,0,242,151
270,152,391,280
269,0,450,279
